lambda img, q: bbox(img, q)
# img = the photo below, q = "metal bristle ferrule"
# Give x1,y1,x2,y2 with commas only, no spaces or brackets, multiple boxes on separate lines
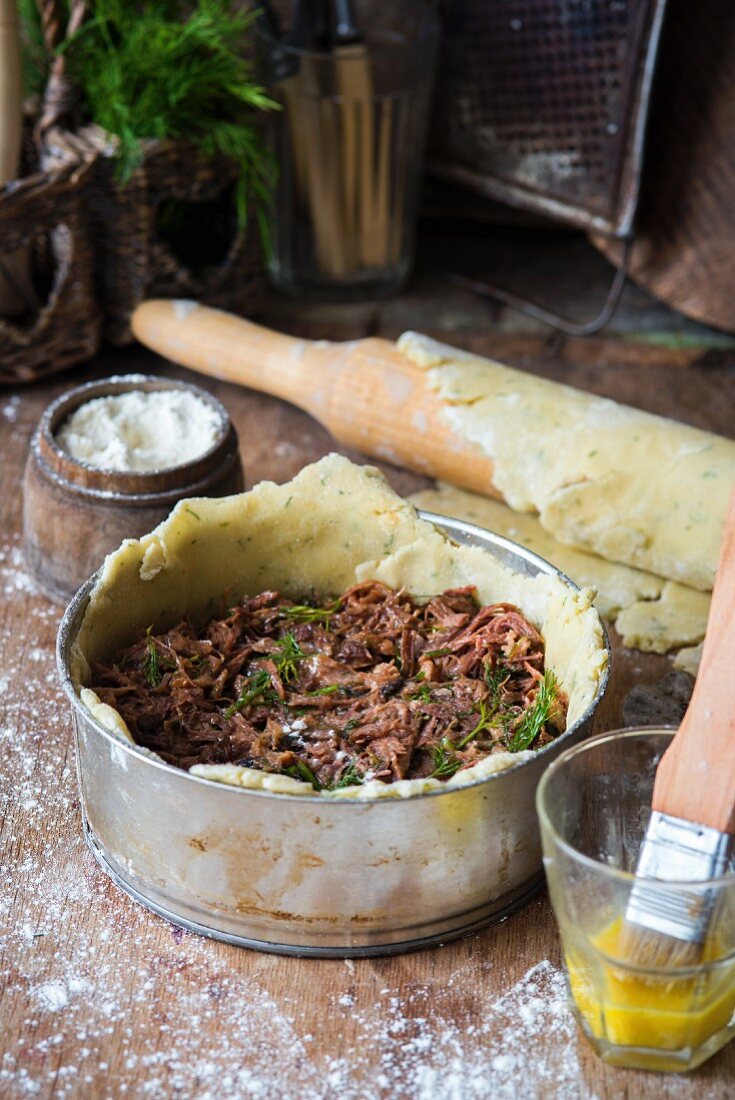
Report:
625,812,734,946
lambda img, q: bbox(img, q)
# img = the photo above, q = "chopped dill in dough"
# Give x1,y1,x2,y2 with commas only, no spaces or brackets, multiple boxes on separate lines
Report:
90,582,567,789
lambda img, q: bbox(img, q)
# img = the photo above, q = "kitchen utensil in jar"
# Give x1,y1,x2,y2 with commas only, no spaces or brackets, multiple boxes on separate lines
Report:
257,1,439,299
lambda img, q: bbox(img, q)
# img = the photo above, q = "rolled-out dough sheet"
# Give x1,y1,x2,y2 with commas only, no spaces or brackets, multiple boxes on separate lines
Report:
673,643,704,678
410,484,662,620
410,483,710,663
615,582,711,655
399,332,735,592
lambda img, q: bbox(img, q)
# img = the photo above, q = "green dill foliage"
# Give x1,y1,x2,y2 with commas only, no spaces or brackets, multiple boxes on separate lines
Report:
224,668,276,718
283,601,340,625
455,698,496,750
430,670,512,777
409,683,432,704
507,671,559,753
283,760,322,791
17,0,48,97
329,762,363,790
224,633,305,718
57,1,276,225
272,633,306,682
142,628,162,688
484,660,508,701
430,736,462,780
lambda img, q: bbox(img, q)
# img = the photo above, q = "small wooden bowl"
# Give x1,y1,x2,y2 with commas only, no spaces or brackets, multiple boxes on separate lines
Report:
23,375,244,604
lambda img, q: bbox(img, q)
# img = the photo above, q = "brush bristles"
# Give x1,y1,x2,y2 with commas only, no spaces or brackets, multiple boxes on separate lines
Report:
619,811,733,973
618,919,704,972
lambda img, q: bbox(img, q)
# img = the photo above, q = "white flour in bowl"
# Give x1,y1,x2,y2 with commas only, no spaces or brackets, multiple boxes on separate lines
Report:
55,389,222,472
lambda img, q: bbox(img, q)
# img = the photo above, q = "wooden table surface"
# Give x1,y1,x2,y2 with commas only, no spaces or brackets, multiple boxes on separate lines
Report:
2,251,734,1099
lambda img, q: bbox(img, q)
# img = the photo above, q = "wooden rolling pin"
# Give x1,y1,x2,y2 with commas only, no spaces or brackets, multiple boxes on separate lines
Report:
132,300,498,495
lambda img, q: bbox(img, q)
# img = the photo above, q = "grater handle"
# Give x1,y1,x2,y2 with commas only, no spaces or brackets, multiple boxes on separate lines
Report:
652,488,735,834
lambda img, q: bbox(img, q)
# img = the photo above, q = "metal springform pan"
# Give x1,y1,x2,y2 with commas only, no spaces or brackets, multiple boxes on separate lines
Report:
57,514,610,957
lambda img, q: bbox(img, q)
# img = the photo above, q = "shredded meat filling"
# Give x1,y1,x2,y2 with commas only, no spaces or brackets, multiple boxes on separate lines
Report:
90,582,568,790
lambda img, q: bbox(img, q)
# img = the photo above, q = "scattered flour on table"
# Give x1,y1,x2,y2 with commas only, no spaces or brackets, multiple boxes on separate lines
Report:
3,395,20,421
320,961,585,1100
0,548,724,1100
1,544,40,599
55,389,222,472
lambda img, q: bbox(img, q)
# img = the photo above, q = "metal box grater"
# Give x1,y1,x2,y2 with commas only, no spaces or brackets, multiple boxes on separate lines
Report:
429,0,668,238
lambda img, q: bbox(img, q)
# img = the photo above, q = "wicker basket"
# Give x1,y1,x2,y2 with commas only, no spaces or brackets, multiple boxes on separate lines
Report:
0,157,101,385
7,0,265,359
67,126,265,346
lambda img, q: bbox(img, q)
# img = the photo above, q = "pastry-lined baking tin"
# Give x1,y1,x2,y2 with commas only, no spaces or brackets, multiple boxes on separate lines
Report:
57,514,610,957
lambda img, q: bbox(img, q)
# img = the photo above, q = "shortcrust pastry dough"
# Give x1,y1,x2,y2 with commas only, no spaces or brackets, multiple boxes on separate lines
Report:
74,455,607,798
399,332,735,593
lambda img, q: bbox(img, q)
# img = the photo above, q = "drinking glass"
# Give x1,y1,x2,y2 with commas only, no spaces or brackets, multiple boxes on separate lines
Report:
258,3,439,300
537,728,735,1072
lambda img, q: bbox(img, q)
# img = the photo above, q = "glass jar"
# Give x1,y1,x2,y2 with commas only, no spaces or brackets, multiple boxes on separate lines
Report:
258,2,439,300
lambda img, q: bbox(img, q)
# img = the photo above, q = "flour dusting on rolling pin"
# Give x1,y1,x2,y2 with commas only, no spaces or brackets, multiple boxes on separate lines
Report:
56,388,222,472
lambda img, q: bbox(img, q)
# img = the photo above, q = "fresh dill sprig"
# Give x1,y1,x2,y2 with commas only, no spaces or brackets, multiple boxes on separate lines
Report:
428,664,518,776
273,633,306,682
283,760,322,791
283,600,340,625
224,668,276,718
329,762,364,790
430,736,462,780
142,628,162,688
17,0,48,97
306,684,340,697
484,661,508,701
409,683,432,704
455,698,497,750
423,647,452,659
226,633,306,716
52,1,277,228
507,671,559,753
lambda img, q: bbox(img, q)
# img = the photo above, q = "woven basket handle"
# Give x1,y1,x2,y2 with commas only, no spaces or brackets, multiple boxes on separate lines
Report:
35,0,86,146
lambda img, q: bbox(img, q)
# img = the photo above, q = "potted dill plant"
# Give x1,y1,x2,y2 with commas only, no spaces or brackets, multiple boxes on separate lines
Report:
22,0,275,343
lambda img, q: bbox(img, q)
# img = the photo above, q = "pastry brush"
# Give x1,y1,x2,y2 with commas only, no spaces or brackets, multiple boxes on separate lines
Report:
621,488,735,969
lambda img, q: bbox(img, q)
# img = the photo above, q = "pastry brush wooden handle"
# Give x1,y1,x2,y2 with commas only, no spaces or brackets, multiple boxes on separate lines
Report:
652,489,735,833
132,300,499,496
